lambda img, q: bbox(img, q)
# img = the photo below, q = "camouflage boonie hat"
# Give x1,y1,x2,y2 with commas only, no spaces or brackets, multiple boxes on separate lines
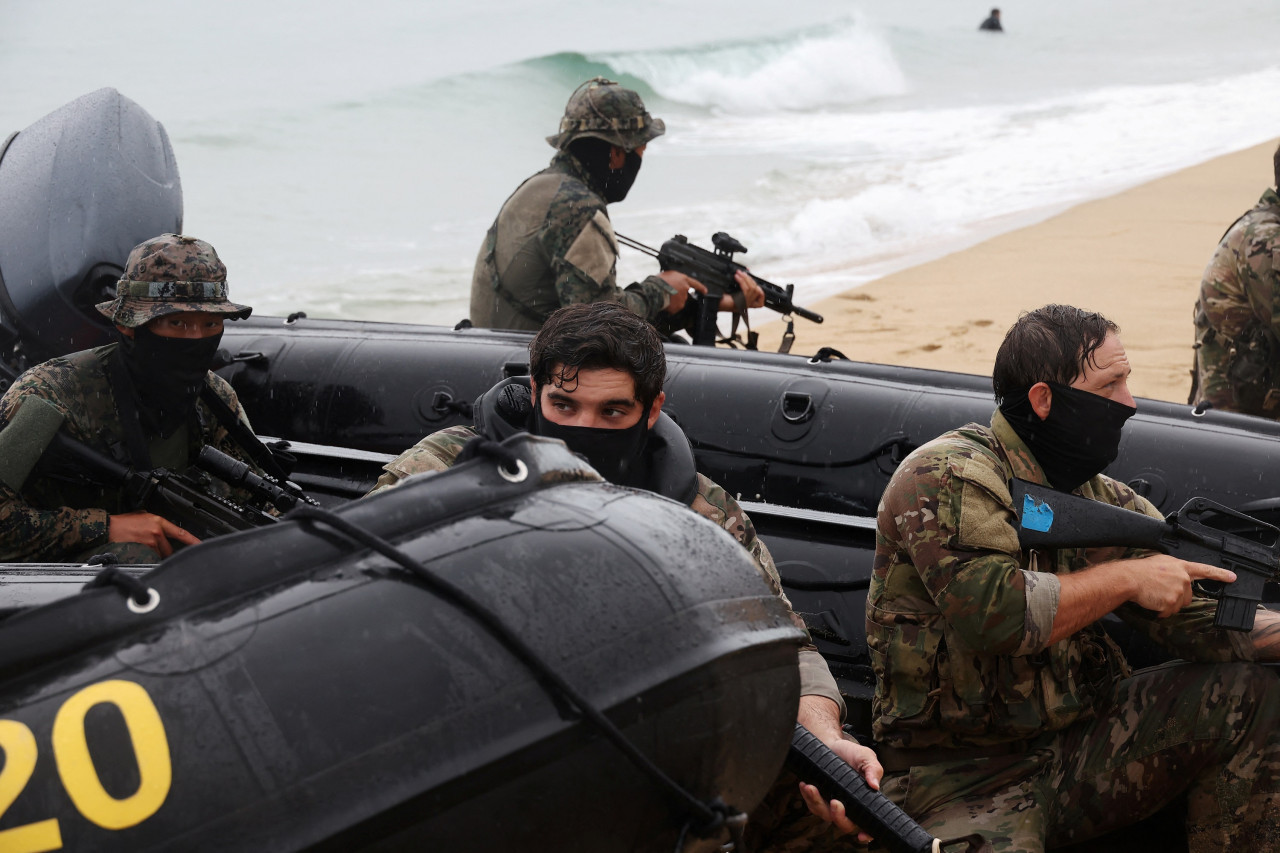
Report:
546,77,665,152
95,233,252,328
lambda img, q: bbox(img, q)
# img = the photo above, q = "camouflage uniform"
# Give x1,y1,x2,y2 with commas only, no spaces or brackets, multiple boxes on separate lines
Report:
1191,188,1280,416
469,78,676,331
0,233,263,563
370,416,841,708
852,409,1280,852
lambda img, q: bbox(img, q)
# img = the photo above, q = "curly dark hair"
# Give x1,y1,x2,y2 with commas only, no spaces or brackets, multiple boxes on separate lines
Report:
529,302,666,406
992,304,1118,403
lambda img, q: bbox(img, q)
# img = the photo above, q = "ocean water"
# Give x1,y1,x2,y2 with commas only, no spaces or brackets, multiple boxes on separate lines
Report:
3,0,1280,326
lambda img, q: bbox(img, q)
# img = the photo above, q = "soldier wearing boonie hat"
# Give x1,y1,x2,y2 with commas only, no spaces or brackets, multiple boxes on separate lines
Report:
469,77,762,334
96,233,252,328
0,232,274,565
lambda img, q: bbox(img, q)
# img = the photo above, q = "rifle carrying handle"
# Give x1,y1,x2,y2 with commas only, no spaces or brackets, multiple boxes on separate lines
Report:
786,724,939,853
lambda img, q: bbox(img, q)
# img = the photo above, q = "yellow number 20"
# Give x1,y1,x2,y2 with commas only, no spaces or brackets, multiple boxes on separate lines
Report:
0,679,171,851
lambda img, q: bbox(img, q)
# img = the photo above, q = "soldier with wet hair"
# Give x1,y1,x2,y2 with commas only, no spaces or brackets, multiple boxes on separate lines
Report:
371,300,884,840
469,77,763,332
1191,142,1280,417
858,304,1280,852
0,233,274,563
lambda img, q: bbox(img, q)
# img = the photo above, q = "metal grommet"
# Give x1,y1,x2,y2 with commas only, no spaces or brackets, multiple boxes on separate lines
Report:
498,459,528,483
126,588,161,614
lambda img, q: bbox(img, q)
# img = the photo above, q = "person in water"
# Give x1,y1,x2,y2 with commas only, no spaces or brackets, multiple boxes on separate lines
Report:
1191,141,1280,418
369,300,885,841
857,304,1280,851
979,8,1003,31
468,76,763,332
0,233,276,563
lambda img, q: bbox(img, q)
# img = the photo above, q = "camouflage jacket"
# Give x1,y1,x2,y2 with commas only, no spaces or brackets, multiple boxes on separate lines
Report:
0,343,266,562
869,409,1255,749
469,151,674,331
371,423,843,711
1192,188,1280,416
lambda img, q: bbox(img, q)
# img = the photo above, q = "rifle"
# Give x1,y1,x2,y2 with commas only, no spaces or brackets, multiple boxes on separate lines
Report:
787,725,983,853
3,395,315,542
616,232,823,349
1010,478,1280,632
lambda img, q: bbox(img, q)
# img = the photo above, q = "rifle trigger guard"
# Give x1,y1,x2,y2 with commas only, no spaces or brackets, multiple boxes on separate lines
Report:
126,588,161,614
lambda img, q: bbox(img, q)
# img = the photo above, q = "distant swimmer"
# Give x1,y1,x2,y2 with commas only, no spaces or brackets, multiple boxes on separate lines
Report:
468,77,762,333
1191,142,1280,418
979,7,1003,31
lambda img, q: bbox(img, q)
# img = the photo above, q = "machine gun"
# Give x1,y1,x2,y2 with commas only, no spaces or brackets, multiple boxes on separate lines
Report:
616,232,823,350
1011,478,1280,632
2,395,316,542
788,725,983,853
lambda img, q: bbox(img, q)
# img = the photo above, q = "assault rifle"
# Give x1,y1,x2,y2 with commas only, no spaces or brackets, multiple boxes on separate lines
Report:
788,725,983,853
616,232,822,349
1011,478,1280,632
3,395,315,543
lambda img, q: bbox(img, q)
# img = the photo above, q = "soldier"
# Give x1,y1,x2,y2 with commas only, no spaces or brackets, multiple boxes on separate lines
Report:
1191,142,1280,417
858,304,1280,851
370,301,884,841
979,8,1003,31
0,233,276,563
469,76,764,333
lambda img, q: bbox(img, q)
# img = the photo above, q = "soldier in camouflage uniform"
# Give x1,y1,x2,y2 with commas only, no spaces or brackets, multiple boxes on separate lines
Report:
0,233,273,563
370,301,885,838
1191,143,1280,417
469,77,763,332
853,305,1280,852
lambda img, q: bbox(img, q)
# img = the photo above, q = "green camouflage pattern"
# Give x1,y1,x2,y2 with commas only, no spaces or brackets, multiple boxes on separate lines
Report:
96,233,252,328
369,423,844,710
0,343,266,562
469,152,675,332
870,409,1255,751
1191,189,1280,416
545,77,665,151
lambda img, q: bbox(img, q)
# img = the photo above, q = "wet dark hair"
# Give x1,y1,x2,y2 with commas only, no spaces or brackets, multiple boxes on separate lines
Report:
529,302,666,406
1273,141,1280,189
992,304,1118,404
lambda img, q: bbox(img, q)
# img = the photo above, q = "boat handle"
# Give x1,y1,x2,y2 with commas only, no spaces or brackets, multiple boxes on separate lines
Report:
782,392,815,424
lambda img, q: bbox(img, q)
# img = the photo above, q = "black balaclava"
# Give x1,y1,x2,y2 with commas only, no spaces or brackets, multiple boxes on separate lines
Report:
529,392,650,487
569,138,644,203
120,325,223,437
999,381,1136,492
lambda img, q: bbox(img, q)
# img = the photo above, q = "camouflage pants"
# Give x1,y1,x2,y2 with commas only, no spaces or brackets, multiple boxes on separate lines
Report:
73,541,162,564
743,662,1280,853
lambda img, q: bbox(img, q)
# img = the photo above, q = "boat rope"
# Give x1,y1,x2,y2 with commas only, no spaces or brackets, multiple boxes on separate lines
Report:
81,554,153,608
284,466,745,846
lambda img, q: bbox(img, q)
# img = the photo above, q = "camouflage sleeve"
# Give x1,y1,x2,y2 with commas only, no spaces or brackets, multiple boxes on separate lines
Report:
546,204,673,321
0,384,110,561
691,474,845,714
880,444,1041,657
366,426,479,496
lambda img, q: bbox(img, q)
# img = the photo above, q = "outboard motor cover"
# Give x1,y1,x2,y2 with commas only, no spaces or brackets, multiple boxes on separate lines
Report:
0,88,182,364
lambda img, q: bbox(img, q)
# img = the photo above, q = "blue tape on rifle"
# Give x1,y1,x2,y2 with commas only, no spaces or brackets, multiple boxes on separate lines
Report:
1021,494,1054,532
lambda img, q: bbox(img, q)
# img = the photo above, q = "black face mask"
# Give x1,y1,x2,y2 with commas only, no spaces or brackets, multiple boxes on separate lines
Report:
999,381,1136,492
120,326,223,437
602,150,643,203
530,398,650,487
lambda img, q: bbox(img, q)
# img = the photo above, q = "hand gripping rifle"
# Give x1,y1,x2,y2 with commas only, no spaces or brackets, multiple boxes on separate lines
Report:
788,725,984,853
616,232,823,350
1011,478,1280,632
1,396,317,542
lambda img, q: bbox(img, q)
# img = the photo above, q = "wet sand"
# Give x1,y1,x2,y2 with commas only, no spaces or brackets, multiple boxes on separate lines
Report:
755,140,1279,403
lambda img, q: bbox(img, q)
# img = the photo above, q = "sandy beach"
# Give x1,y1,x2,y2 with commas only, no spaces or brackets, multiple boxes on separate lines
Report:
756,140,1279,404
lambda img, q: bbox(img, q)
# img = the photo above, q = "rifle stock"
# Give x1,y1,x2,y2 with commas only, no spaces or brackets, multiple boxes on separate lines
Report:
1011,478,1280,631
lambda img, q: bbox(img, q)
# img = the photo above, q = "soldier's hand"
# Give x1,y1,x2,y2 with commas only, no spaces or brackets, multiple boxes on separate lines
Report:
797,737,883,842
658,270,707,314
108,511,200,558
1126,554,1236,617
719,269,765,311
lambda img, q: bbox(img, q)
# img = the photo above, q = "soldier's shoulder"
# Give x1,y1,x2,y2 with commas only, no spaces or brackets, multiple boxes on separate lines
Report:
389,425,480,475
2,348,109,413
894,424,999,482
